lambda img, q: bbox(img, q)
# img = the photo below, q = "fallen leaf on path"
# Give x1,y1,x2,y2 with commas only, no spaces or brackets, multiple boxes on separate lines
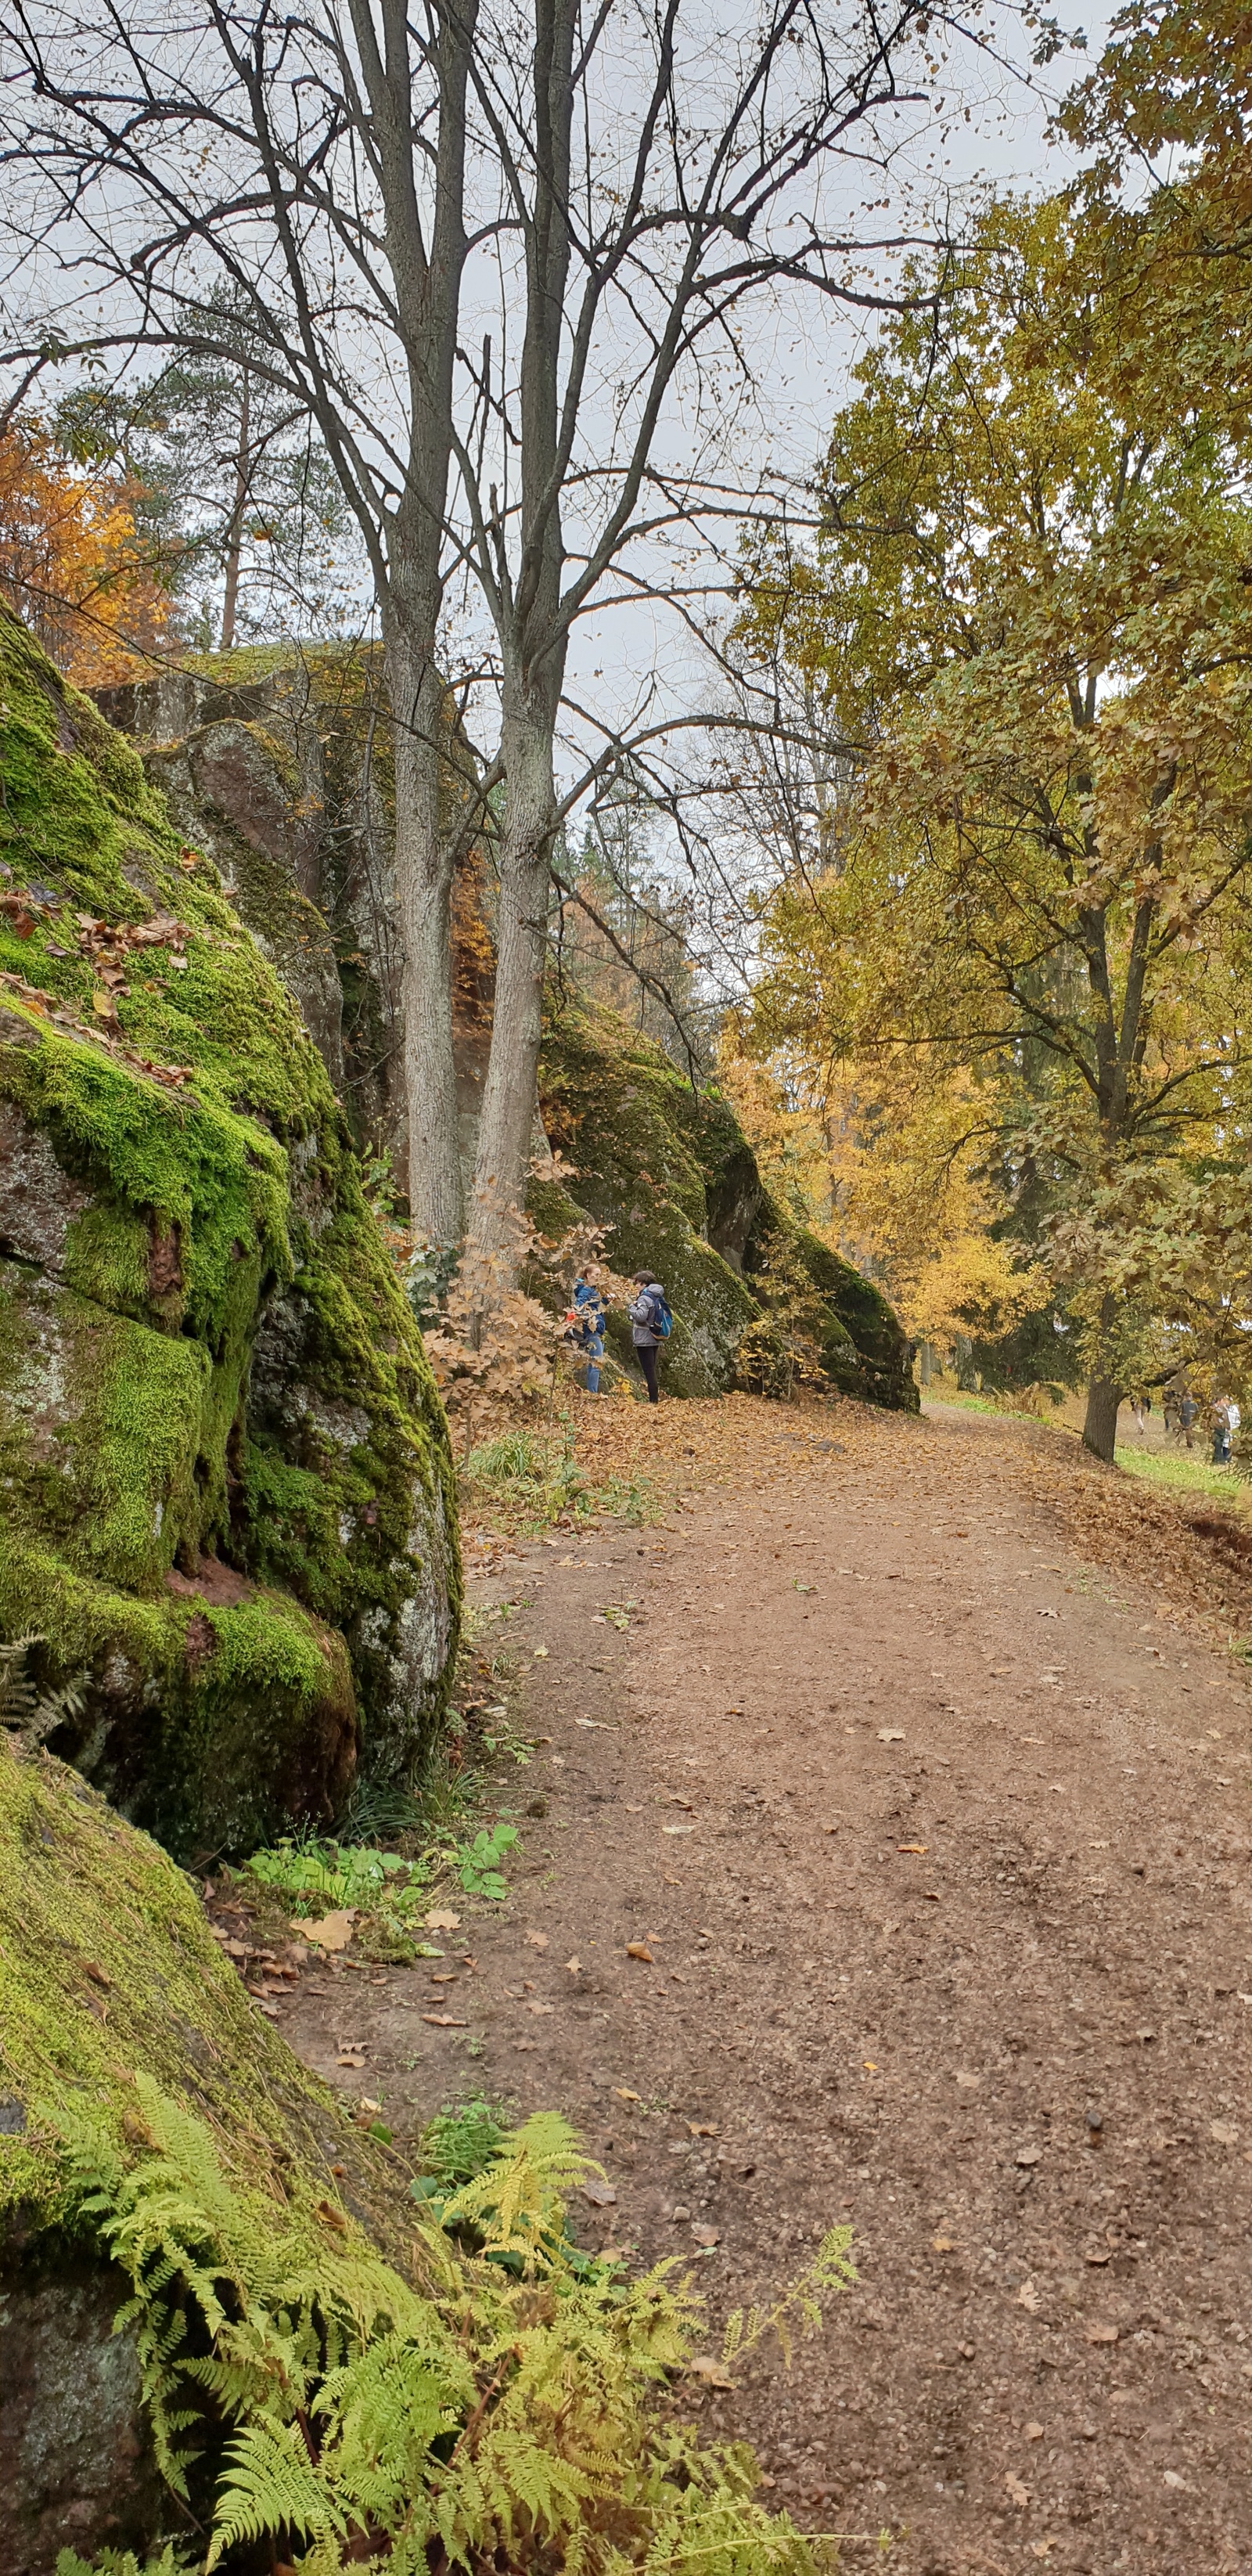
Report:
931,2235,956,2253
1005,2473,1031,2509
525,2001,555,2016
876,1728,905,1742
1163,2470,1187,2490
1016,2280,1041,2312
581,2178,617,2207
613,2087,641,2102
1085,2250,1112,2266
525,1930,549,1949
533,1646,549,1658
566,1955,581,1973
302,1911,356,1952
1016,2145,1042,2167
421,2014,467,2029
337,2045,367,2066
1211,2120,1239,2145
898,1843,928,1855
663,1823,695,1836
1024,2421,1045,2441
426,1909,461,1932
626,1944,653,1962
686,2355,735,2389
691,2224,720,2246
1085,2323,1119,2344
687,2122,718,2137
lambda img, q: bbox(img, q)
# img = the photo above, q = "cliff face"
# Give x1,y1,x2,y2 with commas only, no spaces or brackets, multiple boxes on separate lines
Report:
0,615,459,1861
534,997,918,1409
98,644,916,1414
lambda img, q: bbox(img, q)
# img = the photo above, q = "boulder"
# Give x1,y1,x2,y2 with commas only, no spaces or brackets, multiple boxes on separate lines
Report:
0,611,459,1859
0,1740,421,2574
536,996,917,1409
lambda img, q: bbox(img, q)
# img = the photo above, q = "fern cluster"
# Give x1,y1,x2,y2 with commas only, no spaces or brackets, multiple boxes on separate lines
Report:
52,2077,853,2574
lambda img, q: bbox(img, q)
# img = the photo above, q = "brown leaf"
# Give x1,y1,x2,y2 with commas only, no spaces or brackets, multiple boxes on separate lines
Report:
613,2086,641,2102
686,2354,735,2389
691,2224,720,2247
581,2176,617,2207
301,1910,356,1953
421,2013,468,2028
898,1842,928,1854
525,1929,549,1949
426,1908,462,1932
315,2199,347,2232
626,1942,653,1962
1005,2473,1031,2509
1085,2322,1118,2344
82,1961,111,1990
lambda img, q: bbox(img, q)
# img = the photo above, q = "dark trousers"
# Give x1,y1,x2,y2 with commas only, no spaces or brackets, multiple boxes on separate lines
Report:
638,1342,660,1403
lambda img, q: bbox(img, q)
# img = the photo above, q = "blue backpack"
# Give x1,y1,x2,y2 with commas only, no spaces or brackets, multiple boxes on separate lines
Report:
646,1288,674,1338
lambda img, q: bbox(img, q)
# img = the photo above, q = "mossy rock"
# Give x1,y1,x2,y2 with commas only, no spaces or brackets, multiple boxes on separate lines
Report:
0,1739,421,2571
0,611,459,1857
536,995,916,1407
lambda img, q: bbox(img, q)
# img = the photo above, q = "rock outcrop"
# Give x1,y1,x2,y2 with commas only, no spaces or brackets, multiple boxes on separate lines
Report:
534,997,916,1407
98,643,916,1414
0,614,459,1861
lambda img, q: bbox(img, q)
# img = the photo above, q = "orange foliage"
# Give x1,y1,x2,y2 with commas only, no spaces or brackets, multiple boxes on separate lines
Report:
0,422,172,687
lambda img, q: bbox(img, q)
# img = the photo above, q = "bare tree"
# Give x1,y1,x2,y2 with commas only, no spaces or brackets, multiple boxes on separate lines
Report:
454,0,948,1245
1,0,960,1260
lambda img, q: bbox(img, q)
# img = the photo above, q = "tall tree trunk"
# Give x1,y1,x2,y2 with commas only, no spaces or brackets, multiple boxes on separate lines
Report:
219,364,250,651
1082,1374,1121,1464
471,696,555,1243
386,625,464,1244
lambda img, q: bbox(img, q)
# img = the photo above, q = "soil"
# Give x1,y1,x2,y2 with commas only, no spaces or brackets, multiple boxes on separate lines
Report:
269,1395,1252,2576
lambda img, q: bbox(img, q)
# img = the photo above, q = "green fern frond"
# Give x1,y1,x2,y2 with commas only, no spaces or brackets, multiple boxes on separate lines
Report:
205,2416,348,2568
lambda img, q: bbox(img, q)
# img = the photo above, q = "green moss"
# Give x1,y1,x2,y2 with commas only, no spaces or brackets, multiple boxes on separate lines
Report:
0,1739,400,2241
0,610,460,1854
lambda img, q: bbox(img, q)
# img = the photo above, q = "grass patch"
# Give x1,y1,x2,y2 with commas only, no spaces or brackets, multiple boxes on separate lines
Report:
1114,1444,1252,1510
461,1422,658,1533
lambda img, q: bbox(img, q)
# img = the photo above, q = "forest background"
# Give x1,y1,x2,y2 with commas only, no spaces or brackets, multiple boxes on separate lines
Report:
1,0,1250,1461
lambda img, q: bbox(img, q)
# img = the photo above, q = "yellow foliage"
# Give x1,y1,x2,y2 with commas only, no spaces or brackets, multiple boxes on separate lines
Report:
0,420,172,686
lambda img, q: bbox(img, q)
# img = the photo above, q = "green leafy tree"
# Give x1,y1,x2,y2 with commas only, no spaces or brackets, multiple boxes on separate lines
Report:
740,193,1252,1457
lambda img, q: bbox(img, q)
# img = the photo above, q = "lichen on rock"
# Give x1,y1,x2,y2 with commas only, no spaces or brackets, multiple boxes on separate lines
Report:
0,611,459,1857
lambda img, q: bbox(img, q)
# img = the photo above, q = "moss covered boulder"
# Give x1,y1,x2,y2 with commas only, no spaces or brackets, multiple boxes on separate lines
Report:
0,1739,425,2572
0,611,459,1859
537,996,916,1408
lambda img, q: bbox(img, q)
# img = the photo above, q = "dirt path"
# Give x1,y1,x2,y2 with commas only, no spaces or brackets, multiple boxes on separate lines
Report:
286,1400,1252,2576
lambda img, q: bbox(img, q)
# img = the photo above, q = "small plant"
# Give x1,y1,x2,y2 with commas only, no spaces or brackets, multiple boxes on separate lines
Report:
419,2095,511,2190
451,1820,518,1899
243,1836,430,1926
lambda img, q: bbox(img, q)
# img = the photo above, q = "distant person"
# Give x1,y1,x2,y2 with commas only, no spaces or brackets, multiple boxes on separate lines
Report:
1163,1386,1179,1441
566,1274,606,1395
1213,1396,1239,1466
1131,1392,1149,1438
628,1270,671,1404
1179,1390,1199,1450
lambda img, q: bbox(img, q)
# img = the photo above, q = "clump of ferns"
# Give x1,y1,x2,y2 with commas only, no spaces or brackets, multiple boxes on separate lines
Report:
52,2076,854,2573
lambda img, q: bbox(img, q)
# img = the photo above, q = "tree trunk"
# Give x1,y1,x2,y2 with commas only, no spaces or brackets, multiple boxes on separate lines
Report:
1082,1374,1121,1464
219,366,250,653
470,700,556,1250
387,625,464,1245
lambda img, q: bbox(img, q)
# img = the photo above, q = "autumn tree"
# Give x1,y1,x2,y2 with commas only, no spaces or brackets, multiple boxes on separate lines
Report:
738,193,1252,1458
0,416,171,685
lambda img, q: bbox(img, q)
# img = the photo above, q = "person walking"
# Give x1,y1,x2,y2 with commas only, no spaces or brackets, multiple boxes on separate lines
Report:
1180,1389,1199,1451
628,1270,668,1404
1211,1398,1232,1466
567,1274,606,1395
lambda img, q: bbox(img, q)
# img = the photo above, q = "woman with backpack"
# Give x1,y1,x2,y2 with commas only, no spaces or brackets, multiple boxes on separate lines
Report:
628,1270,671,1403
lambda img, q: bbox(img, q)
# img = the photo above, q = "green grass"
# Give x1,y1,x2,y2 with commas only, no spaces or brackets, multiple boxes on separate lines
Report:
1114,1444,1251,1509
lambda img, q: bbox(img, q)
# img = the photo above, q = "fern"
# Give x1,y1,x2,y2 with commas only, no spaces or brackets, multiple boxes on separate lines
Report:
54,2086,847,2575
0,1632,86,1745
